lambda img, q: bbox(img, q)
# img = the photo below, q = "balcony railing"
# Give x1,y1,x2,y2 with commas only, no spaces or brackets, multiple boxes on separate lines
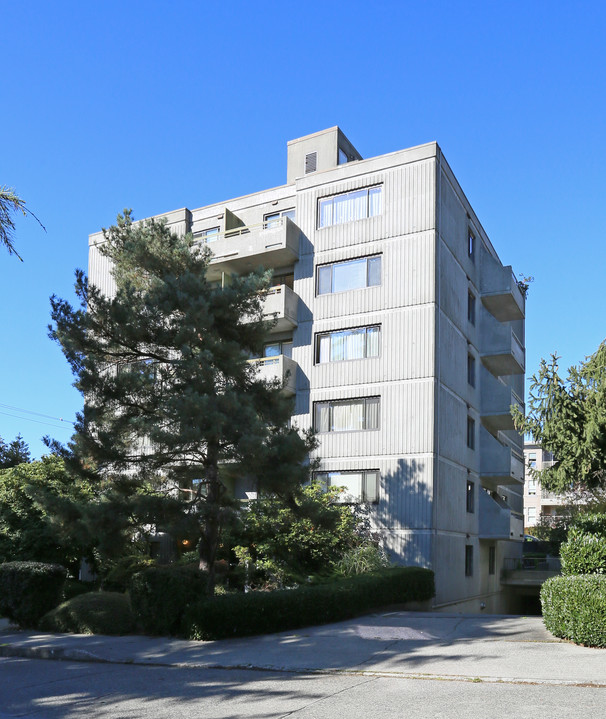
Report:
479,249,525,322
479,426,525,488
480,368,523,434
248,354,297,395
480,316,525,377
201,217,300,281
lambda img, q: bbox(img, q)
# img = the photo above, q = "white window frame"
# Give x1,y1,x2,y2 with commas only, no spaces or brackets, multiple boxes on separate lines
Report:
317,185,382,228
316,255,381,296
314,396,380,433
315,469,379,504
315,325,380,364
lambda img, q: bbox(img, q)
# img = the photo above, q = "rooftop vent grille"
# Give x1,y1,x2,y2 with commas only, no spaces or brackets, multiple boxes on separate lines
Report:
305,152,317,174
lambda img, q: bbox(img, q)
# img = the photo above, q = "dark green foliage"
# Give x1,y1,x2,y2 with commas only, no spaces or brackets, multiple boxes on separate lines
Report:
513,342,606,494
183,568,435,640
102,555,156,592
63,579,99,601
39,591,134,634
560,528,606,576
0,455,93,572
0,561,66,627
0,433,31,468
48,211,312,594
541,575,606,647
129,564,209,635
571,512,606,535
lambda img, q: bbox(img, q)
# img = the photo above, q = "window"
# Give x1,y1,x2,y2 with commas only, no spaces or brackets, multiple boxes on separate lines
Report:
466,480,475,513
468,229,475,262
528,452,537,469
527,507,536,523
316,325,380,364
467,291,476,325
315,470,379,503
528,478,537,496
264,341,293,359
338,147,349,165
467,416,475,450
197,227,220,243
488,546,496,575
318,186,382,228
314,396,380,433
465,545,474,577
264,209,295,229
317,255,381,295
467,354,476,387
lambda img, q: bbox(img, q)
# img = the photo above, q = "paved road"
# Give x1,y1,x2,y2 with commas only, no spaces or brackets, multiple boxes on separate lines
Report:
1,656,605,719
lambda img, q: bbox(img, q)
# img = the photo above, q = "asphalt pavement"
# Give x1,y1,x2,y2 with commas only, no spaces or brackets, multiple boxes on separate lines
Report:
1,612,604,687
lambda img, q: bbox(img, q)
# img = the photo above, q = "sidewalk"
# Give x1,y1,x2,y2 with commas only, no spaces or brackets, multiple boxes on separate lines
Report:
1,612,605,687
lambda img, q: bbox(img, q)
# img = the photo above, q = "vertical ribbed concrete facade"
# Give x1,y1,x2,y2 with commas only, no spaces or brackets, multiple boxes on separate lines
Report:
89,128,526,612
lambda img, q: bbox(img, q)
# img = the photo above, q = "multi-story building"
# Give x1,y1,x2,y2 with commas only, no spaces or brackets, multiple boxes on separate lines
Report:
523,442,564,528
89,127,526,612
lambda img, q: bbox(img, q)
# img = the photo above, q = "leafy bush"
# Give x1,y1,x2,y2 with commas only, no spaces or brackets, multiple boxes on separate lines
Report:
571,512,606,536
63,578,99,601
560,527,606,575
0,561,66,627
102,555,156,592
184,567,434,640
39,591,135,635
129,564,208,635
541,575,606,647
335,544,389,576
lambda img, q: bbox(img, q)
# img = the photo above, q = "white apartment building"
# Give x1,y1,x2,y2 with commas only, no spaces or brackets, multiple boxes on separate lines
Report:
89,127,526,612
524,442,564,528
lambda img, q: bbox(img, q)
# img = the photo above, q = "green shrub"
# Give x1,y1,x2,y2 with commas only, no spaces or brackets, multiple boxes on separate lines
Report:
39,591,134,635
571,513,606,536
63,578,99,601
129,564,208,635
541,575,606,647
560,527,606,575
184,567,434,640
102,555,156,592
335,544,390,576
0,561,67,628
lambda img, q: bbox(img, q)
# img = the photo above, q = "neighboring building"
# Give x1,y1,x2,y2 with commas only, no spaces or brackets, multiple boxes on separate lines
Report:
523,442,565,528
89,127,526,612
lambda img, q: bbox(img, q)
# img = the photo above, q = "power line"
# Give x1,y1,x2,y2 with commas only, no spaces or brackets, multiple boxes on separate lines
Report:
0,410,73,432
0,402,76,426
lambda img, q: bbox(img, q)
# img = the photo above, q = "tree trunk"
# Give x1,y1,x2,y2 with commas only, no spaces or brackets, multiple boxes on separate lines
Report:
198,440,221,595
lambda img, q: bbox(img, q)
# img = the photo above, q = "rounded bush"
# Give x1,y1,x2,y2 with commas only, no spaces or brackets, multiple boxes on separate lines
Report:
39,592,135,635
541,575,606,647
560,528,606,575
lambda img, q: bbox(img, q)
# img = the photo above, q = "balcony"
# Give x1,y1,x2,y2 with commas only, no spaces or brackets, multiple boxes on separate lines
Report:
479,490,524,541
480,315,525,376
248,355,297,395
479,426,524,489
204,217,300,281
262,284,299,332
480,367,524,435
480,250,525,322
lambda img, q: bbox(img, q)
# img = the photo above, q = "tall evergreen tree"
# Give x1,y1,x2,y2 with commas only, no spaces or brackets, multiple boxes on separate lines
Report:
0,433,31,469
513,341,606,494
49,211,310,592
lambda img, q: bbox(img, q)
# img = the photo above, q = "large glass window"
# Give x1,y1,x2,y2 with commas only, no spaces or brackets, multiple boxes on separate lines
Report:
315,470,379,503
314,397,380,433
318,186,382,228
317,256,381,295
263,341,293,359
316,325,380,364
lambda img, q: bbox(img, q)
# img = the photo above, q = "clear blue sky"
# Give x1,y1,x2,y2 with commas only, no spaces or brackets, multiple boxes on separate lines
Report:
2,0,605,459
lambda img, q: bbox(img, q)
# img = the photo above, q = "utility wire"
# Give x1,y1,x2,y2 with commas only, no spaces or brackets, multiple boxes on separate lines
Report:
0,402,76,425
0,410,74,432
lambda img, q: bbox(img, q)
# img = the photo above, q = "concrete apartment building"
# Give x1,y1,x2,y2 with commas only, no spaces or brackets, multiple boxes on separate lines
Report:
89,127,526,612
523,442,564,528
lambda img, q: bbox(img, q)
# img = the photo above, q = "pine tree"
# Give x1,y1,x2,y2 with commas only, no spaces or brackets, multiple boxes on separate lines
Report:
513,341,606,494
0,433,31,469
48,211,310,593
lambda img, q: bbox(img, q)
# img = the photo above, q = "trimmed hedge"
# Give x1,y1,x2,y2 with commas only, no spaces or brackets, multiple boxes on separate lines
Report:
39,592,135,635
184,567,434,640
541,575,606,647
560,528,606,576
129,564,209,636
0,561,66,628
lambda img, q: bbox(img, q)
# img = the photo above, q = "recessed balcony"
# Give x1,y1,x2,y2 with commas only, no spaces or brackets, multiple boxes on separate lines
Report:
204,217,300,281
479,426,524,489
248,354,297,395
479,490,524,541
480,314,525,376
480,368,524,435
480,250,525,322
